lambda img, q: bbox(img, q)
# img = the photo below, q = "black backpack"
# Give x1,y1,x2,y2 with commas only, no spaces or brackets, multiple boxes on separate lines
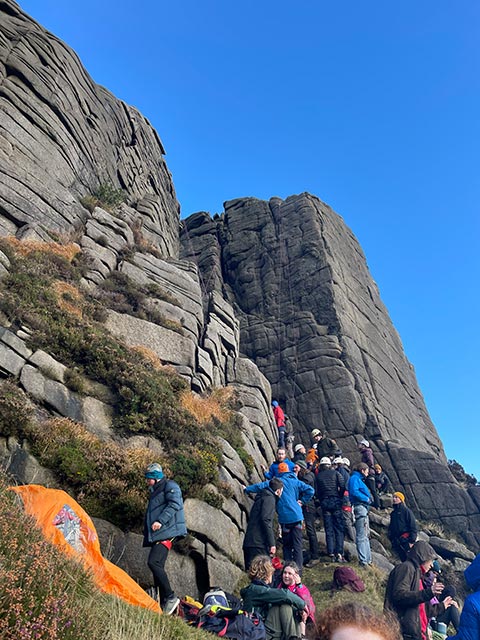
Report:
197,608,266,640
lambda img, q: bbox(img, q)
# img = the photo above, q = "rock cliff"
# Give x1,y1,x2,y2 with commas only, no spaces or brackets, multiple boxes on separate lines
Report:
180,197,480,546
0,0,479,607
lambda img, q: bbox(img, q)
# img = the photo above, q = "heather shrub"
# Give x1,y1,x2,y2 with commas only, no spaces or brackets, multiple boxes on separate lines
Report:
28,418,157,529
0,472,95,639
0,380,33,437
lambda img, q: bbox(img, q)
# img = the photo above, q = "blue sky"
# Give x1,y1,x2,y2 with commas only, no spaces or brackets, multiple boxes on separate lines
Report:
20,1,480,478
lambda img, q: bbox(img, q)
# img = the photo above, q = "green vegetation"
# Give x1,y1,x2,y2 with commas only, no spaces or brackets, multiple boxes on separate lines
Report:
0,380,33,437
0,238,252,528
303,558,387,614
98,271,183,333
0,468,211,640
80,183,126,213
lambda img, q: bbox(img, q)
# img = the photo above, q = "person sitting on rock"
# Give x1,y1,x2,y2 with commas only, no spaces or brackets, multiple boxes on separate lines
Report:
423,560,460,634
272,400,287,449
241,555,306,640
388,491,417,561
277,561,315,638
449,553,480,640
374,463,392,495
262,447,295,479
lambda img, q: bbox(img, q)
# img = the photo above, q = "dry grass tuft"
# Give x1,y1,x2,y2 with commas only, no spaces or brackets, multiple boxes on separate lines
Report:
181,388,234,425
52,281,84,317
131,345,164,370
4,237,80,262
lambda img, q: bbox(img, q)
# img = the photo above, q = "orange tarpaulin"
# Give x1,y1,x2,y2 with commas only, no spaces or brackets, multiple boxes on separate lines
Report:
11,484,161,613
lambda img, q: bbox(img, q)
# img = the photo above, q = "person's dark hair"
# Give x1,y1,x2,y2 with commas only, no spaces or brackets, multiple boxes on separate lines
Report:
282,560,300,574
356,462,369,472
248,555,274,583
316,602,400,640
269,477,284,492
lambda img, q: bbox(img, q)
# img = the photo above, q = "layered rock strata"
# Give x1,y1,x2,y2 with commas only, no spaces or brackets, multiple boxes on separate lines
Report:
181,196,480,546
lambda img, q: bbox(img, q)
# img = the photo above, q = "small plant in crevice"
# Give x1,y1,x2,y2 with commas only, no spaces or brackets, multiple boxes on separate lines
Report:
80,183,126,213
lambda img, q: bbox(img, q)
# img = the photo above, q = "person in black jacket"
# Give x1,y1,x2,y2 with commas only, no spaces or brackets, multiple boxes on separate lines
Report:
388,492,417,560
243,477,284,570
143,462,187,614
294,460,320,567
315,457,346,562
384,541,456,640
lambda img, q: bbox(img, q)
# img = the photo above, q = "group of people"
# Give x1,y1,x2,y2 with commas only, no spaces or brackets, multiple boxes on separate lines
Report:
139,404,480,640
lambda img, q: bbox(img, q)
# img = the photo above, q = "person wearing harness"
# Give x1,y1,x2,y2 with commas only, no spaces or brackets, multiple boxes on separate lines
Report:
388,492,417,560
348,462,373,567
143,462,187,615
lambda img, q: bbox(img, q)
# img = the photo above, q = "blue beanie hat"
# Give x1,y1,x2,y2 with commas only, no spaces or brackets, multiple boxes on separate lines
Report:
272,400,279,407
145,462,164,480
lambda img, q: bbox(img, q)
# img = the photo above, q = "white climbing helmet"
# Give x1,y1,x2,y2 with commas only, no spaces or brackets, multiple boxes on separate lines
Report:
319,457,332,466
342,457,350,467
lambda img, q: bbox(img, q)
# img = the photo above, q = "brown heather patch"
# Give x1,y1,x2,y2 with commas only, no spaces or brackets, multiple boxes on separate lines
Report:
130,345,163,370
181,387,233,425
3,237,80,262
52,281,84,317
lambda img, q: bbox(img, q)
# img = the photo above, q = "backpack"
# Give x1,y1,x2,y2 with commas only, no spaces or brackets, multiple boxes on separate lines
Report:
332,566,366,592
197,608,266,640
203,588,230,609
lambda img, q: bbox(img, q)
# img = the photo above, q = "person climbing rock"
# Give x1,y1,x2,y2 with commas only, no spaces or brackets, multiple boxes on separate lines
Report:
272,400,286,448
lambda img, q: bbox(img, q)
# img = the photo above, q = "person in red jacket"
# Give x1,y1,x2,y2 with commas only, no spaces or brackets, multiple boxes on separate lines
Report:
272,400,286,448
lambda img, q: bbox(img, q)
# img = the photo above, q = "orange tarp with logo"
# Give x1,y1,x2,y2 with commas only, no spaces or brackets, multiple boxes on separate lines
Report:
11,484,161,613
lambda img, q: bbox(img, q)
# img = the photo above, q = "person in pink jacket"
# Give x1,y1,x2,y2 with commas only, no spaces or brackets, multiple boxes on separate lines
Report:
277,561,315,637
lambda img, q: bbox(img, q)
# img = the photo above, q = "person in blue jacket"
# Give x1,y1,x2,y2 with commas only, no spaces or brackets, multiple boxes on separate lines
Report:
143,462,187,615
348,462,373,567
261,447,296,479
451,553,480,640
245,463,314,573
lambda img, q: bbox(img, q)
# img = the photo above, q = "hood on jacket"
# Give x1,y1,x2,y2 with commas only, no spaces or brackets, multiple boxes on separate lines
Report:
407,541,436,566
465,553,480,591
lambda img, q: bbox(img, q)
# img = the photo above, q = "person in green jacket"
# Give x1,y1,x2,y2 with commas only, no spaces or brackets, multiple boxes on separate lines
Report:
241,555,306,640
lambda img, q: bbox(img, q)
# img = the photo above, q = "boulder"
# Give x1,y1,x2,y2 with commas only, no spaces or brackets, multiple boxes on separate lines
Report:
184,498,243,566
428,536,475,562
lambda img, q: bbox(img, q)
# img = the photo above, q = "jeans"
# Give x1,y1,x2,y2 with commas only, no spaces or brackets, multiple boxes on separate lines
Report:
282,523,304,573
147,542,174,604
321,496,344,556
277,427,286,448
353,504,372,565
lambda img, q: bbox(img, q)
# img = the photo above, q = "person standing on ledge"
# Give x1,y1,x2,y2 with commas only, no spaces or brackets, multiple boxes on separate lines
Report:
143,462,187,615
272,400,286,448
388,491,417,561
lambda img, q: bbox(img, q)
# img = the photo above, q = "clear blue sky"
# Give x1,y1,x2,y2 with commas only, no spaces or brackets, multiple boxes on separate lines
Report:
20,1,480,478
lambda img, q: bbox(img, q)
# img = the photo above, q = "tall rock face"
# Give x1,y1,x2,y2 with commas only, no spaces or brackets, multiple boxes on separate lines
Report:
0,0,178,255
181,196,480,545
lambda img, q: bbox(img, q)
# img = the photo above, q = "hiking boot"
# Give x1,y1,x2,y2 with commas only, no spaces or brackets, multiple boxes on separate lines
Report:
335,554,346,563
328,554,335,562
163,595,180,615
304,558,320,568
